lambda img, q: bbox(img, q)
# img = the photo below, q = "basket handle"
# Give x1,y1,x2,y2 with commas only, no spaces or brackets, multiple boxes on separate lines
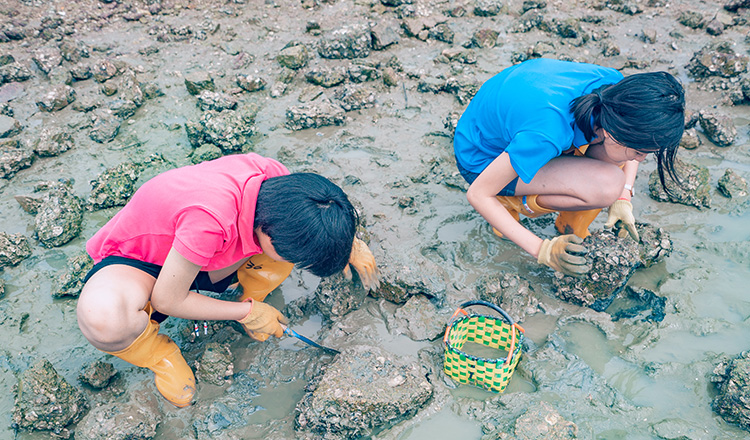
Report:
443,300,525,365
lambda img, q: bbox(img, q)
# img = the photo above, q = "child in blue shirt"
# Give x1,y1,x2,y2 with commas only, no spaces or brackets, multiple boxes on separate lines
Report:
454,58,685,276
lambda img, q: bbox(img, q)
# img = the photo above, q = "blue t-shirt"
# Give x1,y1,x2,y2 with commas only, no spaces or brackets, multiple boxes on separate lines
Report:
453,59,623,184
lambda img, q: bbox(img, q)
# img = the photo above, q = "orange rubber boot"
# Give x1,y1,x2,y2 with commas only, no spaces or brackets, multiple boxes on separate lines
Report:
105,309,196,408
493,195,556,238
237,253,294,302
554,208,602,239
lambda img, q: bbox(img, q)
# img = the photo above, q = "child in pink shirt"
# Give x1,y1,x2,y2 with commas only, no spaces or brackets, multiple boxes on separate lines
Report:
77,153,377,407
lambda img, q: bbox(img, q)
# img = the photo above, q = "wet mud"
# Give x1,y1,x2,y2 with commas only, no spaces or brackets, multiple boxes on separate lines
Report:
1,0,750,439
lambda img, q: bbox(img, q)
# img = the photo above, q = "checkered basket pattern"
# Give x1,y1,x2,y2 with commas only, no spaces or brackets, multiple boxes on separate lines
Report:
443,301,524,393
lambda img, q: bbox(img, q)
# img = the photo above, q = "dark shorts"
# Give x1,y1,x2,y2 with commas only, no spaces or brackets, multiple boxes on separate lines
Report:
83,255,237,323
455,155,518,196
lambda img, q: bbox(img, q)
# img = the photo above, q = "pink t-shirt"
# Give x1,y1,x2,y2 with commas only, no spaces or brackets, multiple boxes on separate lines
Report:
86,153,289,271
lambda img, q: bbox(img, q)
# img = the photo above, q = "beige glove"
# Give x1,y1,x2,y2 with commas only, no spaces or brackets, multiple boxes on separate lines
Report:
237,299,288,342
342,237,380,291
605,199,639,242
537,234,590,277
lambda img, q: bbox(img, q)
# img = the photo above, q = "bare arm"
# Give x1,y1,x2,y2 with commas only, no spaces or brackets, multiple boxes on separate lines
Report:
466,152,544,258
150,247,251,320
620,160,639,202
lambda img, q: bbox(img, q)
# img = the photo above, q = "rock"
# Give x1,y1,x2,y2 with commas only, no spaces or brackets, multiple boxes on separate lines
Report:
53,252,94,298
429,23,454,43
33,130,74,157
636,223,673,268
32,46,63,74
348,62,380,83
490,401,579,439
648,158,711,209
471,28,499,48
0,139,35,179
553,229,640,311
371,252,446,304
36,85,76,112
0,232,31,267
89,109,121,143
0,62,33,85
318,25,372,59
285,100,346,131
14,195,42,214
444,75,480,104
687,41,749,79
294,345,433,438
440,47,478,65
75,394,161,440
476,272,540,323
185,106,257,152
79,360,117,389
314,272,368,318
196,342,234,386
678,10,704,29
190,143,223,164
553,224,670,311
87,162,141,210
92,59,120,83
184,71,215,95
59,40,90,63
236,74,267,92
474,0,504,16
305,66,347,88
107,98,138,119
698,110,736,147
711,351,750,431
650,418,713,440
69,62,93,81
717,169,748,198
370,20,401,50
333,85,376,111
725,0,750,11
277,42,311,70
679,127,701,150
512,9,544,33
641,28,657,44
389,295,446,341
196,90,238,112
0,114,22,138
34,181,85,248
118,69,145,107
12,359,88,433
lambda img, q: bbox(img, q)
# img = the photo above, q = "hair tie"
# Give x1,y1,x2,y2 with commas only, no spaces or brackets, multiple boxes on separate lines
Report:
595,90,605,105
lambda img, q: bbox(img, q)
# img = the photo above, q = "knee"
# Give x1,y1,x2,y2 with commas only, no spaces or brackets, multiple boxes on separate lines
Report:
77,294,131,348
586,166,625,207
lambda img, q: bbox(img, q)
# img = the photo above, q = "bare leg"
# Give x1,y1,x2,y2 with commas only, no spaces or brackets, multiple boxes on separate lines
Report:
76,264,155,352
513,155,625,211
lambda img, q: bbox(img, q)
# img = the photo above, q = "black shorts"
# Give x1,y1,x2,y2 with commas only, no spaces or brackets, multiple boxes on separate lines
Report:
83,255,237,323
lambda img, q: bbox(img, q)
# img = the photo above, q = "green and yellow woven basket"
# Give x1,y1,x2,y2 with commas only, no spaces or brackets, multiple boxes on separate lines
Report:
443,300,525,393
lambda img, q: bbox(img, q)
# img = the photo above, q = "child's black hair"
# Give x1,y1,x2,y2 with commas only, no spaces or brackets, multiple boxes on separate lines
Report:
255,173,357,278
571,71,685,192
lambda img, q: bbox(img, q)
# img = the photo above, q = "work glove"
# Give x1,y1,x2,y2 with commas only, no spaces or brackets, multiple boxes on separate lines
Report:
237,299,288,342
342,237,380,291
605,199,639,242
537,234,590,277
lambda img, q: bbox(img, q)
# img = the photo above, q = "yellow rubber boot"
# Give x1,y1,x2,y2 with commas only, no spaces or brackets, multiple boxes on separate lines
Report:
555,208,602,239
493,195,556,238
105,308,196,408
237,253,294,302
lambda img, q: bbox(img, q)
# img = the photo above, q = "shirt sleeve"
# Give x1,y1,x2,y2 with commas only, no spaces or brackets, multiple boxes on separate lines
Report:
172,209,227,267
504,108,573,184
